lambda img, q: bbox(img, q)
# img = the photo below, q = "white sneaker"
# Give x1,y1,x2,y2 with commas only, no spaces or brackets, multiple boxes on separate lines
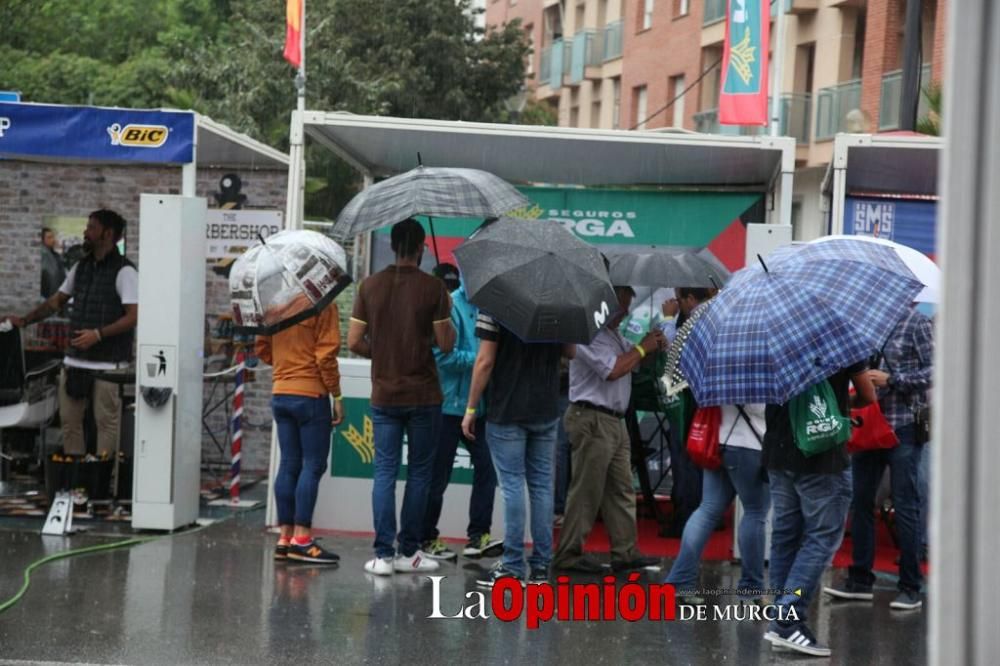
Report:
364,556,394,576
394,551,440,573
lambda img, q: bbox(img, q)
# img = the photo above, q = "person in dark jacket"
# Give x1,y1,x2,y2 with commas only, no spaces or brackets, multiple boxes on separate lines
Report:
40,227,66,298
420,264,503,561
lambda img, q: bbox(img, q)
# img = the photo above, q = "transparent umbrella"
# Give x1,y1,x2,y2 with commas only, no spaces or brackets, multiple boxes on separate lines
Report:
229,230,352,335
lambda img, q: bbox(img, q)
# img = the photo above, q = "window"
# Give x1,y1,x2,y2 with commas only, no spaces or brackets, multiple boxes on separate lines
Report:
634,85,648,129
675,0,689,16
643,0,655,30
526,27,535,75
671,75,686,127
612,77,622,128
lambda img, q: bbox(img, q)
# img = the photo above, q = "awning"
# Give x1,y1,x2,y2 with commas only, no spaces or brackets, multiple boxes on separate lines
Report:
0,101,287,170
301,112,792,188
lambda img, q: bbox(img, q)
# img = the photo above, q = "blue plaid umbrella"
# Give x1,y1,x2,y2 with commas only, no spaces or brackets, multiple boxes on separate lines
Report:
679,239,924,406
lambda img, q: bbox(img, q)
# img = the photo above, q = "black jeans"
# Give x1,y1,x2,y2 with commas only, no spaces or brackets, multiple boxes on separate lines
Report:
422,414,497,542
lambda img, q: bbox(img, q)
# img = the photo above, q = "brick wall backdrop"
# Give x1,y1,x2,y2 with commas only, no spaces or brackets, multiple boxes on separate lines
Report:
0,159,288,473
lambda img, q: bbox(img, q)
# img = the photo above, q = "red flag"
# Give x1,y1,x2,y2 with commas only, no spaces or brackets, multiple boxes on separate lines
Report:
719,0,769,126
283,0,303,68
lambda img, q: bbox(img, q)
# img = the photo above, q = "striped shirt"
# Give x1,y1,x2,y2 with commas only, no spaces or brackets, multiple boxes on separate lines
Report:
879,308,934,430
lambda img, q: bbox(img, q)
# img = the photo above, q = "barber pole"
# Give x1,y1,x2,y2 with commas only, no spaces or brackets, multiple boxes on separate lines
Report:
230,349,245,503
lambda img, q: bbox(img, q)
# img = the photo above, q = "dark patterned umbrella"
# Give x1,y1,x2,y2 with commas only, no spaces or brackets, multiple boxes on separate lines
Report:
453,217,617,344
660,301,712,397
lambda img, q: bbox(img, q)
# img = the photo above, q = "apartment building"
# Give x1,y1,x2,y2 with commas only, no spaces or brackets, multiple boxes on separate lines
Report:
485,0,946,238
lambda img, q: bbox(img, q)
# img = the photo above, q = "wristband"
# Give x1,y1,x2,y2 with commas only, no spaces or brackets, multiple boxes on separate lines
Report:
94,329,103,342
333,395,343,401
635,345,647,359
465,407,477,415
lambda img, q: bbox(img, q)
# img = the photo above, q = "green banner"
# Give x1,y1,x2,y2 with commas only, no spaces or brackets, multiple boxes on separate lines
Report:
375,186,761,247
332,397,474,483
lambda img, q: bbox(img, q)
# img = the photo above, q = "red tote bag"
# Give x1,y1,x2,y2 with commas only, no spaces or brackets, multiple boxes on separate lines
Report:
848,400,899,454
686,406,722,470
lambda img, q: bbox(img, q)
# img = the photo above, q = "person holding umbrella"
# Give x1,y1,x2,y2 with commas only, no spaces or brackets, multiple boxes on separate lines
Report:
256,298,345,565
453,217,617,587
552,284,665,574
348,218,456,576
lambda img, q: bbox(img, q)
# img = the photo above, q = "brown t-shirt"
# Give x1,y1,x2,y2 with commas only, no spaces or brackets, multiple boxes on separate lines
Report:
351,265,451,407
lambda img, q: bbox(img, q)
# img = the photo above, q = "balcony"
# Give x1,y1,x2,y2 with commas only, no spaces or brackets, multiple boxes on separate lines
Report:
568,30,605,84
879,63,933,131
814,78,862,140
603,19,623,62
782,93,812,143
539,40,565,90
704,0,726,25
692,94,812,143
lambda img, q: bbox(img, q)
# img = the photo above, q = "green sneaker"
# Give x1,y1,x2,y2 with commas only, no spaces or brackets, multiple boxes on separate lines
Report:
463,533,504,558
422,538,457,561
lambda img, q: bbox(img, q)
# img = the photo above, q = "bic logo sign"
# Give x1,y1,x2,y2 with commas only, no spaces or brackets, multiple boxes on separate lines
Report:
107,123,169,148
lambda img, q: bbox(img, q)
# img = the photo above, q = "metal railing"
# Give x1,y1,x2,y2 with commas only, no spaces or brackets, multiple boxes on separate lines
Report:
782,93,812,143
568,30,604,84
603,19,623,61
879,63,934,130
704,0,726,25
539,40,564,89
815,78,862,140
693,93,812,143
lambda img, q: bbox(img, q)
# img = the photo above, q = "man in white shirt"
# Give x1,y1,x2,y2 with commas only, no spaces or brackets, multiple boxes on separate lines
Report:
7,210,138,456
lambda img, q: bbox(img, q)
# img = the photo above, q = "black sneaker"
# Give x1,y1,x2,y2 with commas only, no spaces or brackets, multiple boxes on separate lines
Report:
611,555,661,572
477,562,524,588
528,567,549,584
274,542,289,561
890,589,923,611
287,541,340,564
763,622,831,657
823,578,874,601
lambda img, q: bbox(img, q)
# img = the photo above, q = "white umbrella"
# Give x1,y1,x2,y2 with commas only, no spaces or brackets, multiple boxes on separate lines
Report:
812,234,939,303
229,230,352,334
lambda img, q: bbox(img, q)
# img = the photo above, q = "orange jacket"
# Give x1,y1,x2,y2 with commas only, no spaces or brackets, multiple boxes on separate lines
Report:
255,303,342,398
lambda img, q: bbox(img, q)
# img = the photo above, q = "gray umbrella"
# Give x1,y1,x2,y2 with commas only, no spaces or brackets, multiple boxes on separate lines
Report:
453,217,617,345
608,251,729,289
333,166,530,242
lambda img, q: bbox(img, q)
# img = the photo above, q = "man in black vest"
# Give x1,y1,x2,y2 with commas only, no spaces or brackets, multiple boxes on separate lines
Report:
8,209,138,457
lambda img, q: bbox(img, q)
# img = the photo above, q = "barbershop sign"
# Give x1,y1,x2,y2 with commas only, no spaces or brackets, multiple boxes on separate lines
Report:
206,209,283,260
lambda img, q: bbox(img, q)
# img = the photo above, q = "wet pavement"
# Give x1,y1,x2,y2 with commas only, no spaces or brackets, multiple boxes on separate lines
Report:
0,505,927,666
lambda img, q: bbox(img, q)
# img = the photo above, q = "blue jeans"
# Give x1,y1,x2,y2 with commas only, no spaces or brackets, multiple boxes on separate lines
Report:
272,395,332,528
554,393,571,514
487,419,558,578
769,468,852,624
423,414,496,542
370,405,441,558
849,424,924,593
666,446,770,593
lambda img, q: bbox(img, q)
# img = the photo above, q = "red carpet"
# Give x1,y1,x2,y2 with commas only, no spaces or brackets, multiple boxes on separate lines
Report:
575,496,929,576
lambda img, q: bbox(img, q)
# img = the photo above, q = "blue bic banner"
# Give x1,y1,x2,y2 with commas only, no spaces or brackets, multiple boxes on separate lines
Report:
0,101,195,164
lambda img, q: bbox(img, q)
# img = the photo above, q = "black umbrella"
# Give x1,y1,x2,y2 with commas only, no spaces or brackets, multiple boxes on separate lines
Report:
608,251,729,289
453,217,617,345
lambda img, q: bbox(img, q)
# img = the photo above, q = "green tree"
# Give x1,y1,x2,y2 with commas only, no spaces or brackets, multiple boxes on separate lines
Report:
0,0,531,218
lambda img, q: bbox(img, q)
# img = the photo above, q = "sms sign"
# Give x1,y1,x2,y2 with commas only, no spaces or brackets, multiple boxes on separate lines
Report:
851,201,895,239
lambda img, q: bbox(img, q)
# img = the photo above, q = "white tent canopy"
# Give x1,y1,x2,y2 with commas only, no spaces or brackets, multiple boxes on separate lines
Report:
299,112,793,189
